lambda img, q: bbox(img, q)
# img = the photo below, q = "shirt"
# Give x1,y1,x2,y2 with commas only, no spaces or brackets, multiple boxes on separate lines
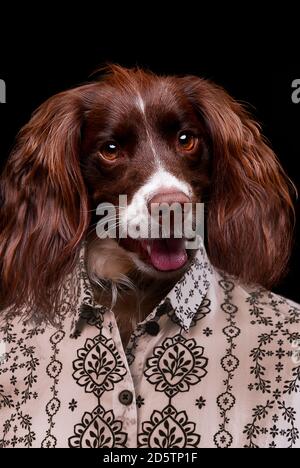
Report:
0,241,300,449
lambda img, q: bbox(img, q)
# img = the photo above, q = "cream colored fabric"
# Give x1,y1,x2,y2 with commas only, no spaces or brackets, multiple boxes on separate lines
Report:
0,242,300,448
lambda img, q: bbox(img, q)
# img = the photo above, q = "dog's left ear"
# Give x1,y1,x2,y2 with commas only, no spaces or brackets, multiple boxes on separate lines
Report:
180,76,296,288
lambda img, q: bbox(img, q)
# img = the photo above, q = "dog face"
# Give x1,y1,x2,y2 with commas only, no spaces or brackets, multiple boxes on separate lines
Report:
0,65,295,317
81,69,211,276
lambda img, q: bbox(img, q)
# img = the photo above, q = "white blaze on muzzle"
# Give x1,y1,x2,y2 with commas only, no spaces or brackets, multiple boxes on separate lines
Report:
119,168,193,239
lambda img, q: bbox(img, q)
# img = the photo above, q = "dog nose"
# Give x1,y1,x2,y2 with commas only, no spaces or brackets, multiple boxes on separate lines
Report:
147,189,191,213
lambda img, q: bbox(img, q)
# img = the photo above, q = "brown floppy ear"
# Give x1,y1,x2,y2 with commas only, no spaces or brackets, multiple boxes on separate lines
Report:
181,76,296,288
0,84,98,318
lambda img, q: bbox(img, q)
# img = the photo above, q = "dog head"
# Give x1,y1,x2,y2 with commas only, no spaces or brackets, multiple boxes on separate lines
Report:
81,66,211,278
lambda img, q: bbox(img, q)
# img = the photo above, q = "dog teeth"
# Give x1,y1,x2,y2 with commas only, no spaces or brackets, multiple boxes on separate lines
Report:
146,245,151,255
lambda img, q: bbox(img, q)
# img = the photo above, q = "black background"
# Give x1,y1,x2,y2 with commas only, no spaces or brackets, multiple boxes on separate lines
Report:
0,24,299,302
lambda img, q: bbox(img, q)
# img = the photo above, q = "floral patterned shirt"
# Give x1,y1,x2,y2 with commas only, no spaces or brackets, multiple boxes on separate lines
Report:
0,242,300,449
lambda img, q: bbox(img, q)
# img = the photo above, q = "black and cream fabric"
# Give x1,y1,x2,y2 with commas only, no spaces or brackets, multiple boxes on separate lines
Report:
0,240,300,448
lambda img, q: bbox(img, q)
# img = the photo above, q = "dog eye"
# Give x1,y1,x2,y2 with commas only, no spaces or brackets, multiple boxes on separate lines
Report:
99,142,120,162
177,132,197,152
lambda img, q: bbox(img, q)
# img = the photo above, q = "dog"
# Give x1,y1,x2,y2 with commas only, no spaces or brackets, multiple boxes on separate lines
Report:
0,65,295,346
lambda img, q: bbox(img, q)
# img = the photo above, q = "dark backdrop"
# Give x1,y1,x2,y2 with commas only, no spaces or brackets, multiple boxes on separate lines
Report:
0,37,299,302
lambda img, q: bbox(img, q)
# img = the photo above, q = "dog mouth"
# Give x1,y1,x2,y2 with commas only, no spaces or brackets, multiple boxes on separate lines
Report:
119,237,188,271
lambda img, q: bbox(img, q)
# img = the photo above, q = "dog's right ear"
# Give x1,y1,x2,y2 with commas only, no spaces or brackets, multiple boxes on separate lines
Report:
0,83,99,317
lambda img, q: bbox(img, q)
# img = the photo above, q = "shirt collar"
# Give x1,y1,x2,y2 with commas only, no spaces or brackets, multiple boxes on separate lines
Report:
69,238,214,337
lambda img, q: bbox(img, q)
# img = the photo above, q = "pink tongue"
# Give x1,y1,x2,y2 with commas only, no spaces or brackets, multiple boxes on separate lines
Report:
148,239,187,271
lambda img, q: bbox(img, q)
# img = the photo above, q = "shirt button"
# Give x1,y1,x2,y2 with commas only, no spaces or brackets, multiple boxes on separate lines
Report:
118,390,133,406
145,320,160,336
